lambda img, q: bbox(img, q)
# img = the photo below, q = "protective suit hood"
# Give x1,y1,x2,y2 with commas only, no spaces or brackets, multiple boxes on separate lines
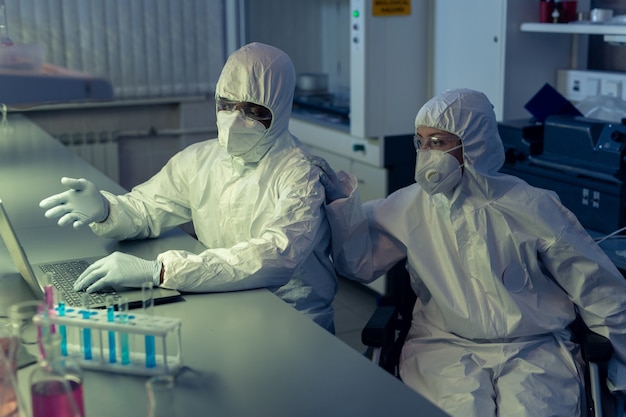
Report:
414,89,506,199
215,42,296,163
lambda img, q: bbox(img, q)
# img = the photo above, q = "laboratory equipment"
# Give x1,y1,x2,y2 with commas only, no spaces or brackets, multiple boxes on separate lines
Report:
43,273,55,313
590,8,614,23
105,296,116,364
30,310,84,417
499,115,626,235
79,294,92,361
142,282,156,369
57,292,68,357
0,0,13,46
41,305,182,376
0,323,19,417
6,300,67,417
118,297,131,366
145,375,177,417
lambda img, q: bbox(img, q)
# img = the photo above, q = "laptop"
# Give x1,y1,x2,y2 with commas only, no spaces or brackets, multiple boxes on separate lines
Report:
0,198,182,309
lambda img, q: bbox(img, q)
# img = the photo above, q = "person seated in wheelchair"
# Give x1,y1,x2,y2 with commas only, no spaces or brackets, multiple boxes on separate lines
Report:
312,88,626,417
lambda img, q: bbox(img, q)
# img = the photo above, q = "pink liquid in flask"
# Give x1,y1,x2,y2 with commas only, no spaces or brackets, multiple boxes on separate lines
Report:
31,377,84,417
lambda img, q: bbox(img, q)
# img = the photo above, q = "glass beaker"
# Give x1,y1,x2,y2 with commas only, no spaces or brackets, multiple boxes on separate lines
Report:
8,301,43,359
146,375,177,417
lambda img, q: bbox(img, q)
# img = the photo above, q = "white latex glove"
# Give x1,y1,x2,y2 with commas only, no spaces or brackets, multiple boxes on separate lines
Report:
306,155,350,203
73,252,162,293
39,177,109,229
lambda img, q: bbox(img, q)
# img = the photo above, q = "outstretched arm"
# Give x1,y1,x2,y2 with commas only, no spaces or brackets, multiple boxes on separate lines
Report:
39,177,110,228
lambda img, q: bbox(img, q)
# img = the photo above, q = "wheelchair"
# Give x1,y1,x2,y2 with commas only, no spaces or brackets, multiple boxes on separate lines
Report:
361,262,620,417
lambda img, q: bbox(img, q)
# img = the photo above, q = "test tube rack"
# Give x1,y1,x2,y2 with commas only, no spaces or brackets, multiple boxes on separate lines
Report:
42,307,183,376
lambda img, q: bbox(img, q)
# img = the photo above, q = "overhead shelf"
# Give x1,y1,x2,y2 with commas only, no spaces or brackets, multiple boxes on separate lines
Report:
0,63,114,107
520,22,626,45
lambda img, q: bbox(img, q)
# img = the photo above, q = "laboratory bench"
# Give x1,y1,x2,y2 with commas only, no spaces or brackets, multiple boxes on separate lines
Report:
0,114,447,416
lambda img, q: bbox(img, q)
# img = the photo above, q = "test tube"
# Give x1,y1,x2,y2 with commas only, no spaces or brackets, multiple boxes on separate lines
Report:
0,0,14,46
80,294,92,361
142,281,156,368
42,273,57,338
36,303,48,360
43,272,55,312
106,296,117,364
118,297,130,365
57,291,68,356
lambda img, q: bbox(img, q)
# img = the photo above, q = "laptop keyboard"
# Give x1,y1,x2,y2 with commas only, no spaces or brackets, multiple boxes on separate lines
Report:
39,260,115,307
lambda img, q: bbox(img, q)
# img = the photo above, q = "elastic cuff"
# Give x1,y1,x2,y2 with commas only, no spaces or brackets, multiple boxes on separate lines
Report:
98,196,110,223
152,260,163,287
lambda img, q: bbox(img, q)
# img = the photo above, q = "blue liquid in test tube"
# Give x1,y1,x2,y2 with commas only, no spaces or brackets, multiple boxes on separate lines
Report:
118,297,130,365
57,291,68,356
142,282,156,368
81,293,92,360
106,296,117,364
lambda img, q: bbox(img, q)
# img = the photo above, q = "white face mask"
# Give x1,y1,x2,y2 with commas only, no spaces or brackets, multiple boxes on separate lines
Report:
217,111,268,160
414,145,463,195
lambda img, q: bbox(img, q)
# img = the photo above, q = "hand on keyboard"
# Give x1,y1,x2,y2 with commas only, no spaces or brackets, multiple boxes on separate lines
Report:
73,252,162,293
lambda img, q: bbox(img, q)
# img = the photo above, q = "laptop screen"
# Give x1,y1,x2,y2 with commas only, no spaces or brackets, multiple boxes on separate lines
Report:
0,199,44,298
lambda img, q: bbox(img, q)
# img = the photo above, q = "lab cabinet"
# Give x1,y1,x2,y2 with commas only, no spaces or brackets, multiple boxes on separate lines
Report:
432,0,574,121
351,158,388,204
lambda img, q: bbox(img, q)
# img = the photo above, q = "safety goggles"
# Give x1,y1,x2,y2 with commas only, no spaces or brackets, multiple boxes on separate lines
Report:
216,97,272,122
413,134,461,151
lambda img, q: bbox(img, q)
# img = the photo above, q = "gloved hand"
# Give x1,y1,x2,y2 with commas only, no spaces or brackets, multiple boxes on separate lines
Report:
39,177,109,229
73,252,162,293
306,155,350,203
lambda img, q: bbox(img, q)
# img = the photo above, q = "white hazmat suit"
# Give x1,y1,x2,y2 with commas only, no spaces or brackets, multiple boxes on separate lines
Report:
73,43,337,331
324,89,626,416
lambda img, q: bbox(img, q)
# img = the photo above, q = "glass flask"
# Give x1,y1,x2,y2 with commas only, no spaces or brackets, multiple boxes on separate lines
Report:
5,300,47,417
0,322,19,417
29,305,85,417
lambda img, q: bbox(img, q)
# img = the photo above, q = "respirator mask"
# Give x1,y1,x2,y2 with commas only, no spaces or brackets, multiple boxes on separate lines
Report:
217,110,268,161
414,145,463,195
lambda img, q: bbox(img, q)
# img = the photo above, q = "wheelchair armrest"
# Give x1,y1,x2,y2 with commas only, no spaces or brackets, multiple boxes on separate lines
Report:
580,330,613,363
577,327,613,417
570,316,613,363
361,305,398,348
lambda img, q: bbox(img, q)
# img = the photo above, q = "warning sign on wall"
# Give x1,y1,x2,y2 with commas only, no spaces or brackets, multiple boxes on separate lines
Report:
372,0,411,16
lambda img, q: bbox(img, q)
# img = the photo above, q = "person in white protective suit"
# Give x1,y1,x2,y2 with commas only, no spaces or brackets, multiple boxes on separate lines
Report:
313,88,626,416
38,42,338,332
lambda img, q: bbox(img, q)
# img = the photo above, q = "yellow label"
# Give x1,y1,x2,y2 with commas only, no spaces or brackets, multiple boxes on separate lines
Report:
372,0,411,16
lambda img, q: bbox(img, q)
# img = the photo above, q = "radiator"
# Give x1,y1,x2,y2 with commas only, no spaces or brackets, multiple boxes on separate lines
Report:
56,127,214,188
58,132,120,183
